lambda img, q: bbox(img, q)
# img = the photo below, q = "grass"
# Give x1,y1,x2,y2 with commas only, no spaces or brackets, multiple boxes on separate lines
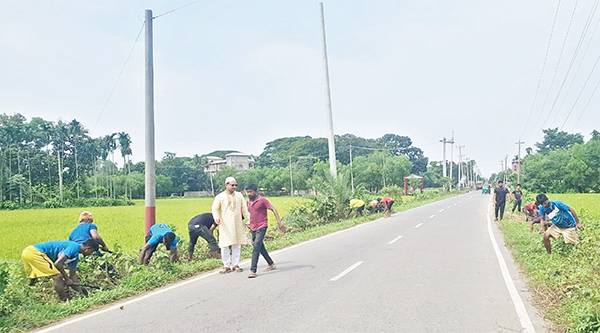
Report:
499,194,600,332
0,191,460,332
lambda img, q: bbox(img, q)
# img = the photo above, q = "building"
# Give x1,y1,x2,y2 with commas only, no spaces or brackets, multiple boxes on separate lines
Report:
204,152,254,175
511,160,521,174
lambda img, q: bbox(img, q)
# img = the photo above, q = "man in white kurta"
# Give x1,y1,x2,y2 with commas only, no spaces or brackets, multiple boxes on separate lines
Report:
212,177,250,273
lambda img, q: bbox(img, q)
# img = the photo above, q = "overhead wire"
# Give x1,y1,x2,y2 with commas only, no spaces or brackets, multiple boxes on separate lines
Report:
570,78,600,131
525,0,579,143
91,23,145,134
152,0,203,19
520,0,563,142
559,53,600,129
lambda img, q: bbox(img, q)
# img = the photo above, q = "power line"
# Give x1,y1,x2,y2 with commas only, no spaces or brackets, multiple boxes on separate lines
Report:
570,78,600,130
560,53,600,129
153,0,203,19
92,23,145,134
520,0,563,141
526,0,579,143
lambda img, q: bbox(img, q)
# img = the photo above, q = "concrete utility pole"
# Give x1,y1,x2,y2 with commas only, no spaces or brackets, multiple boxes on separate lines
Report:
144,9,156,236
289,156,294,196
349,145,354,193
440,137,454,189
457,145,464,189
449,132,454,190
504,154,508,183
516,140,524,184
319,2,337,178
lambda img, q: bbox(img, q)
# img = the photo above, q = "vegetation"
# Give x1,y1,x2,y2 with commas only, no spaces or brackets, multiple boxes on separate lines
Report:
499,194,600,332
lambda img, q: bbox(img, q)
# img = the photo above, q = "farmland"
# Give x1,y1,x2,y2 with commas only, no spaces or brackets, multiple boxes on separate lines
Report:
500,193,600,332
0,197,302,261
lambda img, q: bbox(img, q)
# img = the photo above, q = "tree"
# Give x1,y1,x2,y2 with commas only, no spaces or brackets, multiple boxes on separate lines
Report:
535,128,584,152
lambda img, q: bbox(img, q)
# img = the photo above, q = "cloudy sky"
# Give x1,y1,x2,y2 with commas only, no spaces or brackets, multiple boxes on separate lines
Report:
1,0,599,177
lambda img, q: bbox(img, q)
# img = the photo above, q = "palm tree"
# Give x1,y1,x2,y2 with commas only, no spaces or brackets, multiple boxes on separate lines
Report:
118,132,132,198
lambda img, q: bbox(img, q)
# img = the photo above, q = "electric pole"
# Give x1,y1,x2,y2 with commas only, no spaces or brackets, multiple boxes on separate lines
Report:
289,156,294,196
516,140,524,184
449,132,454,190
440,137,454,190
319,2,337,178
457,145,464,189
144,9,156,236
349,145,354,193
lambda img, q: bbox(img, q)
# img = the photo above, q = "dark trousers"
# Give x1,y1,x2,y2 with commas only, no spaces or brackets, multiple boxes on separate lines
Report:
250,227,273,273
495,201,506,219
511,200,522,212
188,225,219,253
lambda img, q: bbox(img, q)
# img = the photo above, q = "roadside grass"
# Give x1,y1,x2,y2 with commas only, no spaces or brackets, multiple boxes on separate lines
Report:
0,191,460,332
499,194,600,333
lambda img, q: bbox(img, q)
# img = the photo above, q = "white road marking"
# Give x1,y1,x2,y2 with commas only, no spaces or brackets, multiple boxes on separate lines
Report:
330,261,364,281
439,209,445,212
388,235,403,244
414,223,423,228
447,206,452,209
459,201,462,203
487,204,536,333
429,215,435,219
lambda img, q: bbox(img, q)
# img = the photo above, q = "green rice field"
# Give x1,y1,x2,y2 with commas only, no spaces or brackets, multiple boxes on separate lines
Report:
0,197,303,261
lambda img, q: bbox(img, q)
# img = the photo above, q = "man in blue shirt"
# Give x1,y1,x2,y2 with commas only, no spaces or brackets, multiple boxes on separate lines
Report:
536,193,584,254
140,223,179,265
22,239,99,301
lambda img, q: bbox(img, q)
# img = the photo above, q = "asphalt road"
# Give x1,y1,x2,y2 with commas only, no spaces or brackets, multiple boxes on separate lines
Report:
37,192,546,332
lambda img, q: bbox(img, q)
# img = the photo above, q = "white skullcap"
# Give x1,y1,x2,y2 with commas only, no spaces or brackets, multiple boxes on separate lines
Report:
225,177,236,184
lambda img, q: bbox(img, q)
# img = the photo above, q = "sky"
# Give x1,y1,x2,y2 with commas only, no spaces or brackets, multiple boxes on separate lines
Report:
1,0,599,177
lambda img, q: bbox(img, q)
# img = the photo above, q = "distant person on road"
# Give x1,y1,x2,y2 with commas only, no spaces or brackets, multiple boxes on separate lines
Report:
69,211,110,254
22,239,99,301
493,180,509,221
509,184,523,218
139,223,179,265
187,213,220,260
212,177,249,274
380,196,395,217
348,198,365,217
536,193,583,254
246,184,285,278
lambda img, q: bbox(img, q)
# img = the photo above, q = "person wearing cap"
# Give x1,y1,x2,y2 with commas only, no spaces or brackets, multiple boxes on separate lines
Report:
22,239,99,301
140,223,179,265
212,177,250,274
69,211,110,254
246,184,285,278
536,193,583,254
493,180,509,221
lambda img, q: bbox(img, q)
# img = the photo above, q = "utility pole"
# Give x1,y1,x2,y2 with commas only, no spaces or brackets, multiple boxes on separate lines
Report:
319,2,337,178
504,154,508,183
289,156,294,196
516,140,524,184
440,137,454,190
449,132,454,190
144,9,156,236
349,145,354,193
457,145,464,189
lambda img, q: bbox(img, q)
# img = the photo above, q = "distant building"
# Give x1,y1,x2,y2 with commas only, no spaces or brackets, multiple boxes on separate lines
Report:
204,152,254,175
511,160,521,173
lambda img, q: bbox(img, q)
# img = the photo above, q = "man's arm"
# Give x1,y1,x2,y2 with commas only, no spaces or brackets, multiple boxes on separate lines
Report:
539,216,547,233
569,207,583,230
169,248,179,263
89,229,109,251
269,206,285,233
493,191,497,204
212,197,222,225
54,254,73,285
68,267,82,293
139,244,150,265
209,224,217,234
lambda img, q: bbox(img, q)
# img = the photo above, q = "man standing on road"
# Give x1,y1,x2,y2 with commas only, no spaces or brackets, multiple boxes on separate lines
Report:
536,193,583,254
139,223,179,265
187,213,220,260
246,184,285,278
22,239,99,301
509,184,523,218
493,180,509,221
212,177,249,274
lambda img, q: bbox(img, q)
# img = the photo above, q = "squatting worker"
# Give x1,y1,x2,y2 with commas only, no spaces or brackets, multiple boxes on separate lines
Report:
69,211,110,254
139,223,179,265
22,239,99,301
536,193,583,254
381,196,395,218
187,213,220,260
212,177,249,274
493,180,509,221
348,198,365,217
246,184,285,278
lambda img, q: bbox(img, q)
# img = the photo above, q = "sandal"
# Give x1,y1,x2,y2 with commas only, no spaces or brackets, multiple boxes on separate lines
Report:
248,272,257,278
263,264,276,272
233,266,243,272
219,267,231,274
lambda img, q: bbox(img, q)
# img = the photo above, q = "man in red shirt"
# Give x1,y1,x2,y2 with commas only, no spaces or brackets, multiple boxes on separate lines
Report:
245,184,285,278
380,196,395,217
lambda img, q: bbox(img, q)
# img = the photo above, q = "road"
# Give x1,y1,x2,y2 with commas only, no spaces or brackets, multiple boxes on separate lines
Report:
37,192,546,332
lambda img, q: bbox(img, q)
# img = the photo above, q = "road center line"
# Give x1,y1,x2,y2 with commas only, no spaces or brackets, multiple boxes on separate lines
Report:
486,203,536,332
414,223,423,228
387,235,403,244
439,209,445,212
330,261,363,281
447,206,452,209
429,215,435,219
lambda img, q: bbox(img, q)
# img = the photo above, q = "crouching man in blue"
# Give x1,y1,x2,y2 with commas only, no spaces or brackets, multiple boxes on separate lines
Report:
536,193,584,254
140,223,179,265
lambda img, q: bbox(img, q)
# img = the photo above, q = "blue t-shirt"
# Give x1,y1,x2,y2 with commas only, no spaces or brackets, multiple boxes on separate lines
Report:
69,223,98,244
34,240,81,269
147,224,178,249
539,200,576,229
